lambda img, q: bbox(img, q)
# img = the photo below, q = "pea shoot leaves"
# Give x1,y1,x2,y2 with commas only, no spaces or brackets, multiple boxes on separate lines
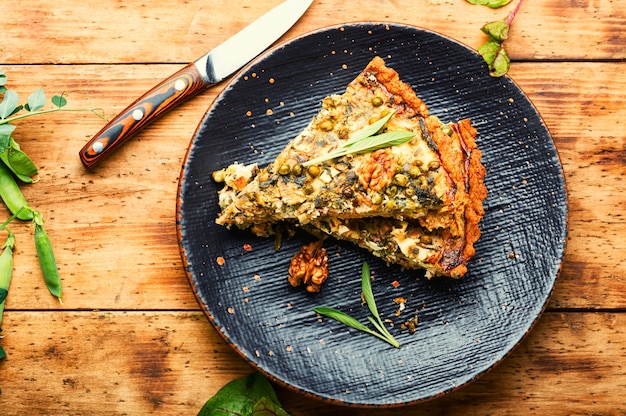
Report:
0,90,19,119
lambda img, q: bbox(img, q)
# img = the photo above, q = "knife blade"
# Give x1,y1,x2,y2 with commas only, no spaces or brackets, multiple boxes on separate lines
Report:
79,0,313,168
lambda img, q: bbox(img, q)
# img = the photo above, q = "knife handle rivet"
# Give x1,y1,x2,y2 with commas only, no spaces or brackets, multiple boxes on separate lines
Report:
132,109,144,121
174,79,186,91
92,140,105,154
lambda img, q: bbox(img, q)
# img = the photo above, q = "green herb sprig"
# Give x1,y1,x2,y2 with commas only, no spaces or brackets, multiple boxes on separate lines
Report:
0,71,104,361
469,0,525,77
314,262,400,348
302,111,414,167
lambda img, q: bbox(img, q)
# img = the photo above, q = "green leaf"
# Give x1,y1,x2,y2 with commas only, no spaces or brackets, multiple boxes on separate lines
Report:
313,306,372,333
360,262,379,320
27,88,47,112
0,72,7,87
0,124,16,139
197,372,285,416
252,396,291,416
344,110,396,146
361,263,398,346
478,38,511,77
345,130,415,154
303,130,414,166
0,90,19,119
466,0,512,8
481,20,510,42
303,110,416,167
490,46,511,77
51,94,68,108
0,344,6,361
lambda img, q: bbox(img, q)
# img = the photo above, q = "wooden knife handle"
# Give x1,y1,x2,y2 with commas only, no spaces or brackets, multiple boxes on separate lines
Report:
79,63,207,168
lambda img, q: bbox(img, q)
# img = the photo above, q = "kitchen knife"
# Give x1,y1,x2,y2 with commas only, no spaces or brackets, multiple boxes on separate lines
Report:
79,0,313,168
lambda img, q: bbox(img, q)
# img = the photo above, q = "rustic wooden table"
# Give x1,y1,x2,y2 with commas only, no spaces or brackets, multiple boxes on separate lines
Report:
0,0,624,414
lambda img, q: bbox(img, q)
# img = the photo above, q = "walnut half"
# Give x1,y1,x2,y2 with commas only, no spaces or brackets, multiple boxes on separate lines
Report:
288,239,329,293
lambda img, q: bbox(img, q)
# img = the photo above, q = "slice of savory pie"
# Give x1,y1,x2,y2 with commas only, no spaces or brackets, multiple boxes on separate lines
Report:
305,119,487,278
213,57,487,278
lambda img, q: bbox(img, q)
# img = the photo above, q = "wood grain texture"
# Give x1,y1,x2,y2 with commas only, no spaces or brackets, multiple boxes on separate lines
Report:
0,0,624,414
0,311,624,415
0,0,624,64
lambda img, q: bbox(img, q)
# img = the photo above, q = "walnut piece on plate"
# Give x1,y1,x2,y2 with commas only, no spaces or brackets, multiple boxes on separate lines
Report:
288,239,329,292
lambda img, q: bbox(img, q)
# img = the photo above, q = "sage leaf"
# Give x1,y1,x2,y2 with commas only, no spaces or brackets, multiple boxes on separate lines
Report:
0,90,19,119
27,88,47,112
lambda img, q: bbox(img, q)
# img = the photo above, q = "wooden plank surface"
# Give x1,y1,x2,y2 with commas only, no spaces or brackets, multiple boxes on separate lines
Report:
0,0,624,414
0,311,624,415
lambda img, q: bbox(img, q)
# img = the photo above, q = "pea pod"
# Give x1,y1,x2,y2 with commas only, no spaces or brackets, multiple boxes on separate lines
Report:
0,161,35,220
33,213,62,303
0,231,15,335
0,137,38,183
0,231,14,305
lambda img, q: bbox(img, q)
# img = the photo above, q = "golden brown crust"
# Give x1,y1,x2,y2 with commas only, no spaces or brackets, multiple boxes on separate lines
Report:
457,119,487,263
424,117,487,277
363,56,429,118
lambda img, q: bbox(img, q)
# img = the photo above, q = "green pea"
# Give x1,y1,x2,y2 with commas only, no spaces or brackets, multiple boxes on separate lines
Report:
292,164,303,176
0,162,34,220
307,165,321,177
441,124,454,136
319,120,334,131
370,192,383,205
392,174,409,187
211,169,226,183
371,96,384,107
385,185,398,197
278,163,291,176
408,166,421,178
33,214,62,304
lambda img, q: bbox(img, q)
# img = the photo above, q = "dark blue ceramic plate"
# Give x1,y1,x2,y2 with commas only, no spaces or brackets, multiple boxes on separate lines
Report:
177,23,567,407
